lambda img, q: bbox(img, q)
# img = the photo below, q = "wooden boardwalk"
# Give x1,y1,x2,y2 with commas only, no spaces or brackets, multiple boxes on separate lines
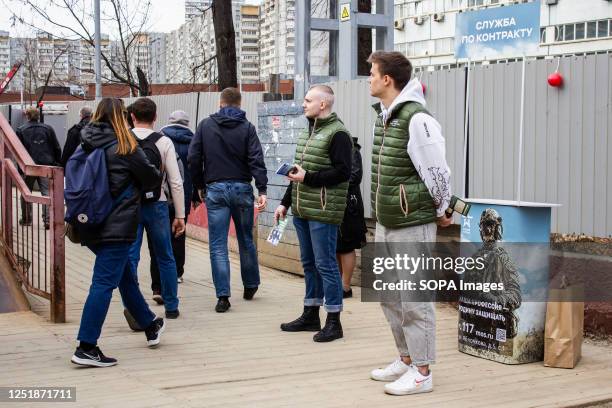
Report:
1,236,612,408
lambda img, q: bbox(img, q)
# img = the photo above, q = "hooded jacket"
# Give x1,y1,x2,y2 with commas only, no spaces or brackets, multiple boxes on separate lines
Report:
61,116,90,168
188,107,267,194
16,120,61,166
371,77,451,228
78,122,160,245
160,124,194,216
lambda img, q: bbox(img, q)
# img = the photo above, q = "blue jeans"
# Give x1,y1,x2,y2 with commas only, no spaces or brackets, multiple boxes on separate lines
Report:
77,243,156,344
205,181,260,298
129,201,179,312
293,216,343,313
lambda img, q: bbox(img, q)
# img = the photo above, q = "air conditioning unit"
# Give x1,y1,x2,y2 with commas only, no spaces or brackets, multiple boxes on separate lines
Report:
433,12,445,22
414,16,425,25
394,19,405,30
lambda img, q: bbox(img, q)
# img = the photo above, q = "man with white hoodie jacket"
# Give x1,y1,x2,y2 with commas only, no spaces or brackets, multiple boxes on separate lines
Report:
366,51,452,396
128,98,185,320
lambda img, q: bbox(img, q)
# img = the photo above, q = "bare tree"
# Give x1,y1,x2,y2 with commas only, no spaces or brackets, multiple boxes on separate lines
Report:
8,0,154,96
212,0,237,89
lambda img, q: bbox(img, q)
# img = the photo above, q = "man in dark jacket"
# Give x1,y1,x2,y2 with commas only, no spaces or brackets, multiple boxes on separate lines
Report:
61,106,92,167
16,107,61,229
188,87,267,313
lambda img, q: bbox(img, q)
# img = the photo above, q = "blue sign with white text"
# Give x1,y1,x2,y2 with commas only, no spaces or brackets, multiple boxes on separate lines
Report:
454,1,541,60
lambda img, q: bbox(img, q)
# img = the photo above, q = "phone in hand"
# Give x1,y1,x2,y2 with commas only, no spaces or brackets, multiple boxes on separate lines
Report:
276,163,296,176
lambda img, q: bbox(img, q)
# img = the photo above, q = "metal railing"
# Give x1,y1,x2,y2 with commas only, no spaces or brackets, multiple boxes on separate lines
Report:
0,112,65,323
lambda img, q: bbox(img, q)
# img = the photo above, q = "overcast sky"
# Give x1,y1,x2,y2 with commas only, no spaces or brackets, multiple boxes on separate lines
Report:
0,0,262,37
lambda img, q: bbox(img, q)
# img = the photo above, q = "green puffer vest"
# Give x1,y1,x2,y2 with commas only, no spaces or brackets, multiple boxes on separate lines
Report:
291,113,351,225
371,101,437,228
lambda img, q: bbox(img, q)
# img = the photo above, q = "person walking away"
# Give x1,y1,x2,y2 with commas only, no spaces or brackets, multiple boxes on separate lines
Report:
69,98,165,367
61,106,92,167
366,51,452,396
188,87,267,313
274,85,353,342
336,137,367,298
127,98,185,319
16,107,61,229
147,110,195,306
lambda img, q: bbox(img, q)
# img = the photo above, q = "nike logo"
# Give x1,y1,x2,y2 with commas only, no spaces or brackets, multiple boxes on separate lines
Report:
415,378,429,384
83,352,101,362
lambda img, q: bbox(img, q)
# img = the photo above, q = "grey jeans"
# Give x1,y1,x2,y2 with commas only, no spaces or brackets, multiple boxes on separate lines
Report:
376,222,437,366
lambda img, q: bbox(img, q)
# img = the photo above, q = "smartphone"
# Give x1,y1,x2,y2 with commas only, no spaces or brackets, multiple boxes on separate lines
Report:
276,163,295,176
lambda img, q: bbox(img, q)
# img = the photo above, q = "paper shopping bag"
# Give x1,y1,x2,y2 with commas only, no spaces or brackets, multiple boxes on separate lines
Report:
544,287,584,369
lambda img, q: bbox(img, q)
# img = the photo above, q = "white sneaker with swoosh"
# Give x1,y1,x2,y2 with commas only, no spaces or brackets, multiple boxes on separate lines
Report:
370,359,412,382
384,368,433,395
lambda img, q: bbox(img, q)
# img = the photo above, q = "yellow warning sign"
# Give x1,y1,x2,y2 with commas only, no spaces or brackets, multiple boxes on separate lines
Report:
340,4,350,22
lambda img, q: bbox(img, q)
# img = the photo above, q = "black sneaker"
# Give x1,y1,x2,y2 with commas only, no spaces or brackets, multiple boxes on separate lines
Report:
71,346,117,367
144,317,166,347
343,288,353,299
165,309,180,319
243,286,258,300
215,297,231,313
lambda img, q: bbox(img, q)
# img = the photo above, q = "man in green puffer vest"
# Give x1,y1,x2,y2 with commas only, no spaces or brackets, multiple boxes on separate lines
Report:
366,52,453,396
274,85,353,343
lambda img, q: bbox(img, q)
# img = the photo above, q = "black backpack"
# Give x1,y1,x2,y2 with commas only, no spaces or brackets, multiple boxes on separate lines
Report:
138,132,163,202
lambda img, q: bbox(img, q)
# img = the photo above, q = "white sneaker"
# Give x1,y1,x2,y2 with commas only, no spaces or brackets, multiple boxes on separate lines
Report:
384,368,433,395
370,359,412,382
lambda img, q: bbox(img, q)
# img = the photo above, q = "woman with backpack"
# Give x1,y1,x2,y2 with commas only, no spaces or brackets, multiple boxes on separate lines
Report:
69,98,166,367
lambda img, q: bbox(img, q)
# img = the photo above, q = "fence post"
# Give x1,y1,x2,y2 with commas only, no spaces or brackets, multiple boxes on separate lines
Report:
2,160,13,251
48,167,65,323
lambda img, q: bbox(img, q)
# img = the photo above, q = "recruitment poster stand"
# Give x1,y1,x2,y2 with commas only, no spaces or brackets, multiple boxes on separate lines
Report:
453,1,561,364
458,199,559,364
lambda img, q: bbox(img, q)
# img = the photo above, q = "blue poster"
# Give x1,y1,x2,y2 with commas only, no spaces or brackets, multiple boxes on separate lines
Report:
454,1,541,60
458,199,556,364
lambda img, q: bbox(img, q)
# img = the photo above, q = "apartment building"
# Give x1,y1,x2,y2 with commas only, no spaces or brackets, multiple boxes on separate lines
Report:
0,31,11,79
260,0,296,80
239,5,261,83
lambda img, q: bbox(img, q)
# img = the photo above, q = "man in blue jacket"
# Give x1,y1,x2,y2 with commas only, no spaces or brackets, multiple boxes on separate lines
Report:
188,88,267,313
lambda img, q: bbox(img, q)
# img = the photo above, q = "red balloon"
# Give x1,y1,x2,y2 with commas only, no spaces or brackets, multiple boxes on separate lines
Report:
548,72,563,87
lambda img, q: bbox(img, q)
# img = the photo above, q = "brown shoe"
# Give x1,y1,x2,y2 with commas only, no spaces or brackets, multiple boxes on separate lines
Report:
152,291,164,305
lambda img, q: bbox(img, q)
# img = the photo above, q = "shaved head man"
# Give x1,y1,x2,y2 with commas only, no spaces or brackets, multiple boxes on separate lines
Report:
275,83,354,343
302,85,336,119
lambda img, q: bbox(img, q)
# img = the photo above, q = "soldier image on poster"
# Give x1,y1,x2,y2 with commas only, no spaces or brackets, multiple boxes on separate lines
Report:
459,208,522,356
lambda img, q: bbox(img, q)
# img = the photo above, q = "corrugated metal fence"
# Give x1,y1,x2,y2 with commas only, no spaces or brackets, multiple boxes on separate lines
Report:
326,54,611,236
467,54,611,237
62,54,611,236
66,92,264,133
